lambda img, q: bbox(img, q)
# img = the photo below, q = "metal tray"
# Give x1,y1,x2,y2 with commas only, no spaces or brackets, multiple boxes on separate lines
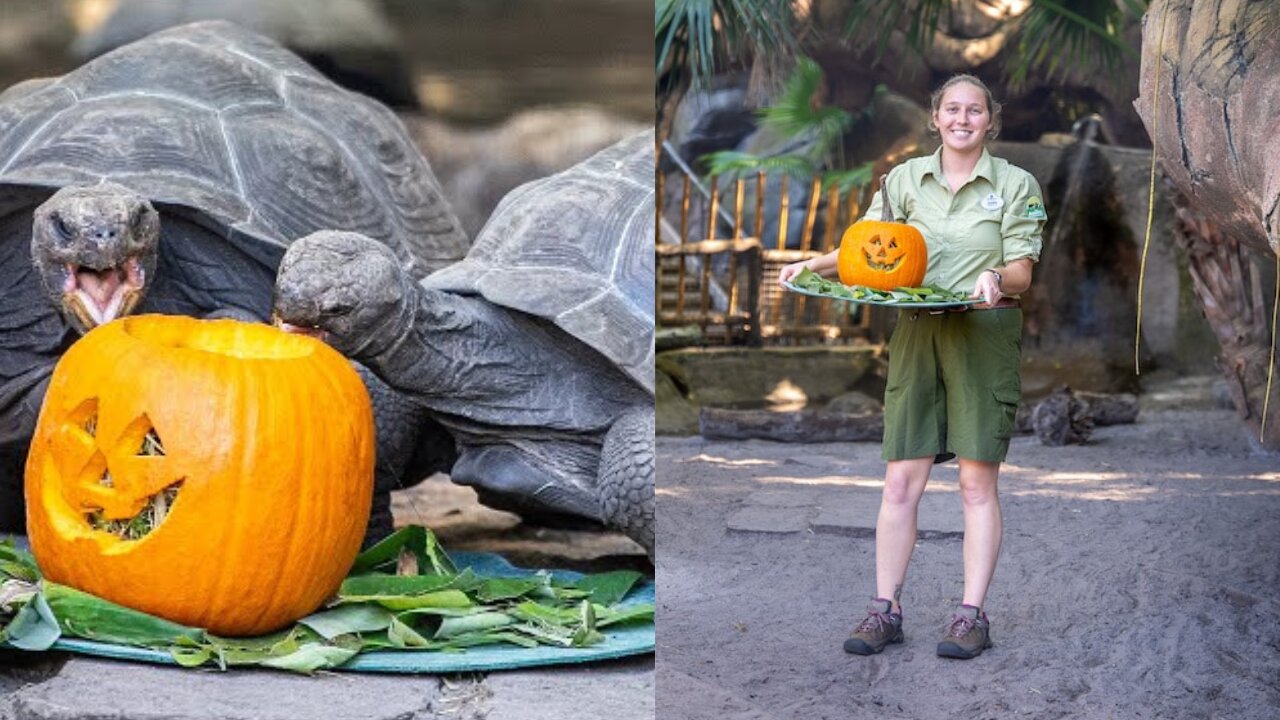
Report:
782,281,982,309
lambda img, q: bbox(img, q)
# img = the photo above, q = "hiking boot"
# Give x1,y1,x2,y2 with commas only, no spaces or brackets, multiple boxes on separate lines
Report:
843,598,904,655
936,604,993,659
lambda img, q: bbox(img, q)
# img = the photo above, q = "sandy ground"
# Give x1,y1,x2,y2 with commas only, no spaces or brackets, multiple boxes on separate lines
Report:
656,374,1280,720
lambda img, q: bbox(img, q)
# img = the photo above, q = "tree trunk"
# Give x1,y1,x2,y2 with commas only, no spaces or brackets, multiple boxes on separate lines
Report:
1136,0,1280,447
1171,196,1280,446
1136,0,1280,259
699,407,883,442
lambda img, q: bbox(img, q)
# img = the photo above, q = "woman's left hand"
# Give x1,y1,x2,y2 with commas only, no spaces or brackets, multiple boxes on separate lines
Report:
972,270,1002,306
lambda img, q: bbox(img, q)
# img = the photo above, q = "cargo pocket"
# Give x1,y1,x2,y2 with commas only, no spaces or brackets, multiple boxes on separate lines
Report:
992,385,1021,440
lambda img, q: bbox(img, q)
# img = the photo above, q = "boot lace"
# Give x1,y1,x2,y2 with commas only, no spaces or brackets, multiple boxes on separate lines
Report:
946,613,977,639
856,608,896,634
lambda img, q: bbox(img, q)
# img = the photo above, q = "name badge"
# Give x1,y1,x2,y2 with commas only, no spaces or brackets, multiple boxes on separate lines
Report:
981,193,1004,212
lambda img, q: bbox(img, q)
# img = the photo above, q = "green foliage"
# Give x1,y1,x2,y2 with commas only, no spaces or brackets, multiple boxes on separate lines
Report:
788,268,976,305
698,59,874,197
844,0,1147,88
1010,0,1147,87
757,58,852,148
844,0,953,60
0,528,654,674
655,0,800,90
700,151,815,181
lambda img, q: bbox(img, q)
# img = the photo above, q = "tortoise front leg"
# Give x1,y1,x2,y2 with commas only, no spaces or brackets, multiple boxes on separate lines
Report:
599,408,655,560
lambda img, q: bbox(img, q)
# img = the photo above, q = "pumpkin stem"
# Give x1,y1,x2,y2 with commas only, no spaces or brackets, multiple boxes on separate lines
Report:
878,174,893,223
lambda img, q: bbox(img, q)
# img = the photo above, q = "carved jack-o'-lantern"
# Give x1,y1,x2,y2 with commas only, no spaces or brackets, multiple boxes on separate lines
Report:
837,176,928,291
25,315,375,636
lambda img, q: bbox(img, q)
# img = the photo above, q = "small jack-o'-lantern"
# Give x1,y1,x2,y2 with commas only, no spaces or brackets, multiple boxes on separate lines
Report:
25,315,375,636
837,175,928,290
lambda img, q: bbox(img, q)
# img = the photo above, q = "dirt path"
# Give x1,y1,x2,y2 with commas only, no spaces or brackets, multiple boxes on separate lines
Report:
656,377,1280,719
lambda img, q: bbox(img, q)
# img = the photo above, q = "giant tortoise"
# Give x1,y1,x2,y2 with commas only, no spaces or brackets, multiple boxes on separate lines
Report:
0,20,468,534
274,131,656,556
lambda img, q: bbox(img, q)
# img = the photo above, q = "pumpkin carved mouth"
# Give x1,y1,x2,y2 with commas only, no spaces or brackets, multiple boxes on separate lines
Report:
59,404,183,541
862,237,905,272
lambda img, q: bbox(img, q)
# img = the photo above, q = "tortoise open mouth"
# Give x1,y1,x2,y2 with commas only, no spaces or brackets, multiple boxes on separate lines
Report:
62,258,146,329
271,313,328,341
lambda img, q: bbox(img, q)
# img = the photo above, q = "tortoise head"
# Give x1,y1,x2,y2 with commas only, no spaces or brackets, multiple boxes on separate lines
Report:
273,231,411,359
32,182,160,334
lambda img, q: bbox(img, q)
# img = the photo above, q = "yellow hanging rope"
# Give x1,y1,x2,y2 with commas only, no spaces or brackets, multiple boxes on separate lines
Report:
1262,248,1279,442
1136,2,1172,375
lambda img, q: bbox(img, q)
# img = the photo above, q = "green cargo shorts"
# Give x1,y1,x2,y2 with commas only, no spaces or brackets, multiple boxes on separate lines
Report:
881,307,1023,463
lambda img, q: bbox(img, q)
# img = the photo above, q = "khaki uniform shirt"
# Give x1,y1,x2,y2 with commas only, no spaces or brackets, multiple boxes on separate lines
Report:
863,146,1046,295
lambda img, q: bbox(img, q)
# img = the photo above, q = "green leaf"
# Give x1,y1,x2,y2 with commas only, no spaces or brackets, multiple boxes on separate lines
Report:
3,593,60,650
509,622,576,647
387,616,435,648
259,644,358,674
434,612,516,640
475,577,543,603
571,626,606,648
169,646,213,668
0,538,38,576
338,571,477,600
372,590,474,612
44,583,204,647
510,601,579,627
437,630,540,650
350,525,456,576
596,603,657,629
567,571,644,606
298,605,393,641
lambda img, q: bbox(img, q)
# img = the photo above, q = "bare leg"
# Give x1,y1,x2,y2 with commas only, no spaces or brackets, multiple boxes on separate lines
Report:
875,457,933,612
957,458,1003,608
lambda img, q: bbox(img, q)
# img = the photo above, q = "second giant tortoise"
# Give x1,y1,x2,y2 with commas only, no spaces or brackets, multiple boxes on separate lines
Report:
275,131,656,556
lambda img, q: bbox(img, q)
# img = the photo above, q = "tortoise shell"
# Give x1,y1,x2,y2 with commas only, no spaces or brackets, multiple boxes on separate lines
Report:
423,130,655,394
0,20,466,279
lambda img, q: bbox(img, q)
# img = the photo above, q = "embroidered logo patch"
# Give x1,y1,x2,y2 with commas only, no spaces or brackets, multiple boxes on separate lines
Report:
1025,196,1047,219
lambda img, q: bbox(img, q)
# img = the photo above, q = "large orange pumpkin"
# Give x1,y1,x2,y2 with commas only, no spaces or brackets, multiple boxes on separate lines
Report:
837,175,928,290
25,315,375,636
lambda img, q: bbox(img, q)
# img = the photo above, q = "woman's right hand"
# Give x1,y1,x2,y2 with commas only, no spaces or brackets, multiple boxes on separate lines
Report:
778,260,811,286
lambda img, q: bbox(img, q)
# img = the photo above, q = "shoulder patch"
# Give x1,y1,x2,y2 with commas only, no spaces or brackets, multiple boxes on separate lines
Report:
1025,196,1047,219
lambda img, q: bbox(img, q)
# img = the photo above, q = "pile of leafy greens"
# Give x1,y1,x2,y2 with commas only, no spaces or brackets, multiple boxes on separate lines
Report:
0,526,653,674
788,267,974,304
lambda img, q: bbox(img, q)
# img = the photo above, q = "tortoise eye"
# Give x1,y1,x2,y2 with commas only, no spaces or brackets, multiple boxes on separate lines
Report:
320,298,355,316
52,213,74,242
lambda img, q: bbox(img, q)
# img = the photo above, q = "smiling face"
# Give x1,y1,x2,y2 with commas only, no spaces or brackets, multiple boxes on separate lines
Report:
932,81,992,155
32,182,160,334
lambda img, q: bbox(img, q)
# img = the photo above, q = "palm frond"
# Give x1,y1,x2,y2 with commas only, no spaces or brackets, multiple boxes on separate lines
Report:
656,0,801,90
822,162,876,195
756,58,853,152
700,151,816,183
1007,0,1146,88
844,0,953,61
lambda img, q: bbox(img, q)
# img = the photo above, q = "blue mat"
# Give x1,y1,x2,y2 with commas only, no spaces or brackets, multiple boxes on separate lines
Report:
12,545,654,674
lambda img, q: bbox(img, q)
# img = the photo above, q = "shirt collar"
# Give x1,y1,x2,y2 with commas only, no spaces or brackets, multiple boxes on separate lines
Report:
920,145,996,187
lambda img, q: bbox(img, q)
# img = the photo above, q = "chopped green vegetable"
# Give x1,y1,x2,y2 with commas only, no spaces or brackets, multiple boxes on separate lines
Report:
0,527,653,674
785,274,975,305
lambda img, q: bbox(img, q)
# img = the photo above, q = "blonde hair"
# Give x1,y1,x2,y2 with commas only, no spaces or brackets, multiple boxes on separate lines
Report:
927,74,1002,140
